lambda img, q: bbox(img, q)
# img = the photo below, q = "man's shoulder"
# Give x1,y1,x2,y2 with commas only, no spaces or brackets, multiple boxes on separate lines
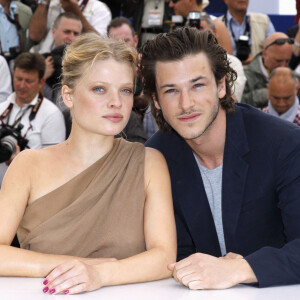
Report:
234,103,300,140
248,12,269,24
145,130,184,156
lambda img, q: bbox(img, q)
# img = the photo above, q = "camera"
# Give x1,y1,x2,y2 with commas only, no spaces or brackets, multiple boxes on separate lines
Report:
0,124,28,163
3,46,21,63
188,11,202,30
236,35,251,61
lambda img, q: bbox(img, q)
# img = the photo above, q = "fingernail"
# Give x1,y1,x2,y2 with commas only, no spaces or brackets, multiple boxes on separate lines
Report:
50,289,56,294
43,279,48,285
43,287,49,293
64,290,69,294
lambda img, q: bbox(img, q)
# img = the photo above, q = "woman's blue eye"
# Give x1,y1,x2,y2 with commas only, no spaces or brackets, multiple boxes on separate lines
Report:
94,87,104,92
122,88,133,94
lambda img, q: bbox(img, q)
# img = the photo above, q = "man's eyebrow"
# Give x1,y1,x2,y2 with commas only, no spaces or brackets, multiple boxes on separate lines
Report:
159,76,207,89
191,76,206,82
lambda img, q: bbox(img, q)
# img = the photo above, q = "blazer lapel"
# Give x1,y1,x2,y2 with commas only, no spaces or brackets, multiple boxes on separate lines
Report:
171,137,221,256
222,107,250,250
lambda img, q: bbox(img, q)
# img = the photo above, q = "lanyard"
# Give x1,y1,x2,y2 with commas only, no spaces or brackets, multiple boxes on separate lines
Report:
223,13,250,42
0,93,44,137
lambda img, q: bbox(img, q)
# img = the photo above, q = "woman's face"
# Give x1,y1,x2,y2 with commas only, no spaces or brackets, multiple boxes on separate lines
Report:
64,58,134,137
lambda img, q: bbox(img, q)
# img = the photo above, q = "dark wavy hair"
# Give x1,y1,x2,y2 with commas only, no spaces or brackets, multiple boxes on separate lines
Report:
139,27,236,132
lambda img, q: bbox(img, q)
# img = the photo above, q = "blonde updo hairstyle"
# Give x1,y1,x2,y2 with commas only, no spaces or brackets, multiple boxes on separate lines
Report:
62,32,138,90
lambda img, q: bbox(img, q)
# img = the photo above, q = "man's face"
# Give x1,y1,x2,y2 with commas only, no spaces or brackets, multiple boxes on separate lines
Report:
169,0,193,17
262,43,293,72
155,53,225,141
108,24,138,48
13,68,44,105
224,0,249,12
268,78,297,115
52,17,82,48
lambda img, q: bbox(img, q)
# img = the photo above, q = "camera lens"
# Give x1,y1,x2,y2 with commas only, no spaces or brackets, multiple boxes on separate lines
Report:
188,11,201,29
236,35,251,61
0,135,17,163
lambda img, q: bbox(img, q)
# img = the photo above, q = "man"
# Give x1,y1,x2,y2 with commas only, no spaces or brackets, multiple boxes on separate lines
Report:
220,0,275,64
141,27,300,288
28,0,111,45
197,12,246,102
107,16,157,141
0,0,33,59
107,16,138,49
262,67,300,126
30,12,82,54
242,32,294,108
169,0,233,54
0,52,65,184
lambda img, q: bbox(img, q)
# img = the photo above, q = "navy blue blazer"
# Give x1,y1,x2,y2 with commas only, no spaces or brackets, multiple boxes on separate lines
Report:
146,103,300,287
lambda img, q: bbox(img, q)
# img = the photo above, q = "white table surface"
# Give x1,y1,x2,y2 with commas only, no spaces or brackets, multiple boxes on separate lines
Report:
0,277,299,300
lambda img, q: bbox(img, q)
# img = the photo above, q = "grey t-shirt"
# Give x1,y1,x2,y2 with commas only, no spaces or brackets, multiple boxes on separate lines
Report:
194,154,227,256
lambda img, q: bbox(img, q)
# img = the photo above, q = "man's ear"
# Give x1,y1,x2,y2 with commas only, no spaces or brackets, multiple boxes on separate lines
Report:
153,93,161,110
61,85,73,108
218,76,226,98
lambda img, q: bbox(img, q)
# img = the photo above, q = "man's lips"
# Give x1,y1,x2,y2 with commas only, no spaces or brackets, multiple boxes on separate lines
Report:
177,113,201,122
103,114,123,123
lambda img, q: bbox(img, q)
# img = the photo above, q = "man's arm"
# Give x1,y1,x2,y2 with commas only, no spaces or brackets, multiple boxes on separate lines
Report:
59,0,97,34
29,1,50,42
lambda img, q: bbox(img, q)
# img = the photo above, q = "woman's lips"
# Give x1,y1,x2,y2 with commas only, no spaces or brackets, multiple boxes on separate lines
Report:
103,114,123,123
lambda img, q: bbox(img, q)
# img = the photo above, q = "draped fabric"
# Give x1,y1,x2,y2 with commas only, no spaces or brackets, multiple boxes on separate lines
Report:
17,138,146,259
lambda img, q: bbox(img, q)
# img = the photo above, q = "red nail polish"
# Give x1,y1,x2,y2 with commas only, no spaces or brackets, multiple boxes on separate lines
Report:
64,290,69,294
43,279,48,285
43,287,49,293
50,289,56,294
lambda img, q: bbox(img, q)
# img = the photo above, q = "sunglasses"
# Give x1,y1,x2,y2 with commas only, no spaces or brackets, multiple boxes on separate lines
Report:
265,38,294,50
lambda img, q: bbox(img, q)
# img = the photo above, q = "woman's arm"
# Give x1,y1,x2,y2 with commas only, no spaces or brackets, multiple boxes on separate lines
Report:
43,147,177,294
0,150,112,277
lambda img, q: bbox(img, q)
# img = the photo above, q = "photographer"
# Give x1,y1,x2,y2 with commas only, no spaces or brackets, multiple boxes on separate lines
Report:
0,52,65,185
220,0,275,65
0,0,34,64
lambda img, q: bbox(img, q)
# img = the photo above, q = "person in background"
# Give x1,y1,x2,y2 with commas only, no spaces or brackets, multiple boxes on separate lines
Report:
242,32,294,108
0,0,33,64
30,12,82,54
28,0,111,44
0,52,66,185
0,55,12,103
141,27,300,289
220,0,275,65
262,67,300,126
169,0,233,54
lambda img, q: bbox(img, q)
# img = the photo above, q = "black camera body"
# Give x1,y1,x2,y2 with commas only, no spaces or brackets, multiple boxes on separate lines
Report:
0,124,28,163
188,11,202,30
3,46,21,63
236,35,251,61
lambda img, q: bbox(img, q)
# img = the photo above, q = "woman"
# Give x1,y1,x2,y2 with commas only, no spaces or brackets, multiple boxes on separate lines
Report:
0,33,176,294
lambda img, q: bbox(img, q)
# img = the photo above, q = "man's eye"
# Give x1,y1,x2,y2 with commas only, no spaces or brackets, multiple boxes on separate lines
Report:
165,89,176,94
193,83,204,88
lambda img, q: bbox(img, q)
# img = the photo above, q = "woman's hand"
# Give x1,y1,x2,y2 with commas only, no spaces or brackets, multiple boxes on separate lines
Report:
42,258,115,295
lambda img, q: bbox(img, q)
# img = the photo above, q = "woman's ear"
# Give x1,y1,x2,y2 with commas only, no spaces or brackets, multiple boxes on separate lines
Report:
61,85,73,108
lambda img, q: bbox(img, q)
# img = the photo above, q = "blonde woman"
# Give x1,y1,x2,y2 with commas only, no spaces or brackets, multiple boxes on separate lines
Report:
0,33,176,294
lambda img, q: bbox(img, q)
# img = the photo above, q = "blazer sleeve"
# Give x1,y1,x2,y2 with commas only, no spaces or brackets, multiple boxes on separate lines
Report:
245,134,300,287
